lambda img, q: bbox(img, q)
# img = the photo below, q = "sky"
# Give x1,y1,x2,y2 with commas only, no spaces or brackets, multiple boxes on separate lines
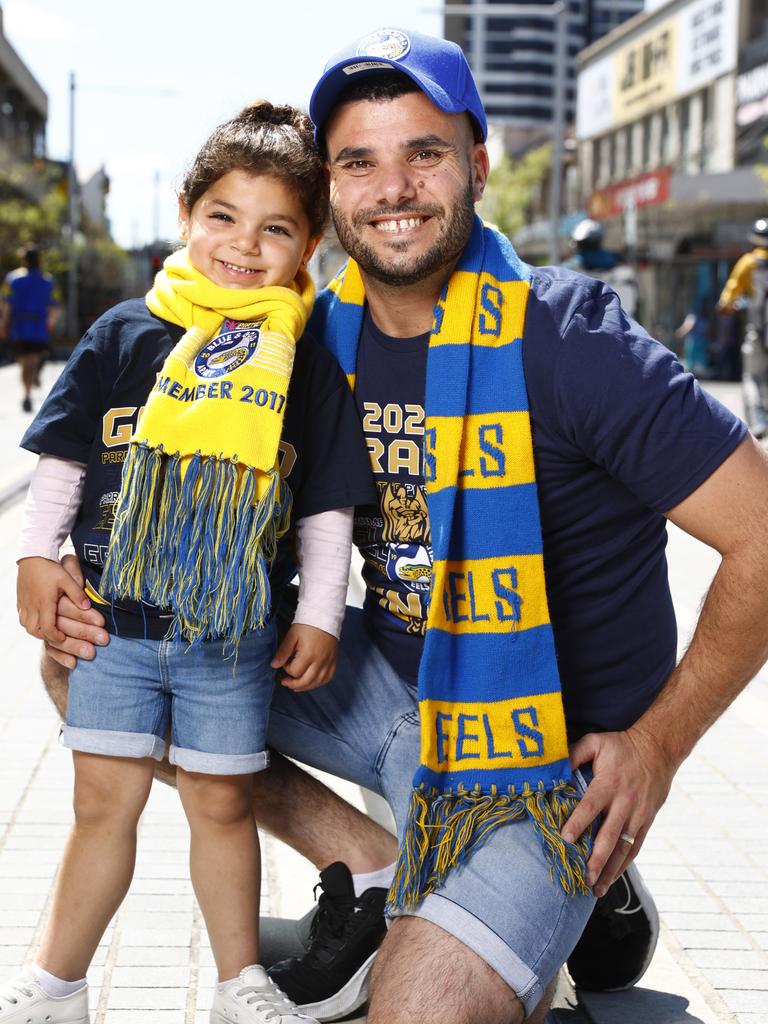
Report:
3,1,443,249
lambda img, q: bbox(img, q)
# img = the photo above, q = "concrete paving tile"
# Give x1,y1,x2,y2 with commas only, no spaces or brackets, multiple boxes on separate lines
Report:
107,1012,186,1023
657,912,738,931
707,969,768,989
645,875,708,892
111,945,190,966
688,949,768,970
634,863,694,880
128,878,194,895
0,879,53,894
0,911,42,927
124,894,193,912
718,989,768,1013
110,964,190,987
697,866,768,882
677,930,753,950
0,949,28,969
107,986,187,1008
0,894,47,910
723,898,768,915
0,927,34,944
119,926,193,946
654,895,723,915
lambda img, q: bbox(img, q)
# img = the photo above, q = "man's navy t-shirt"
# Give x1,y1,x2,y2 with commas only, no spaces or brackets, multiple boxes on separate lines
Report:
21,299,376,638
348,269,747,741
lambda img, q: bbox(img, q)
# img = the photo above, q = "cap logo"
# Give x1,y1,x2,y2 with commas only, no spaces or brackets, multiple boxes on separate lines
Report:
356,28,410,62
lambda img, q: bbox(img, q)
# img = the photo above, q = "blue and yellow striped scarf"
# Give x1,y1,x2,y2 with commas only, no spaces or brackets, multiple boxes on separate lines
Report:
314,218,591,910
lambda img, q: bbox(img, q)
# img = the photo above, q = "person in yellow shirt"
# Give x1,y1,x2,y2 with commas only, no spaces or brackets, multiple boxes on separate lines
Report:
718,218,768,437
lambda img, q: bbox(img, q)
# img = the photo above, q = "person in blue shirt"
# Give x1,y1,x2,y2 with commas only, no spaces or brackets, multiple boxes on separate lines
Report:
0,245,60,412
34,29,768,1024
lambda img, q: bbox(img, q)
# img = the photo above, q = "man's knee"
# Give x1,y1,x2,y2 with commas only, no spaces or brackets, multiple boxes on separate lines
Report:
369,916,525,1024
40,649,69,719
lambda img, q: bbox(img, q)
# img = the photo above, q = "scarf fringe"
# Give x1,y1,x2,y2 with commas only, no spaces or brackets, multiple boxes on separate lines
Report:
101,441,290,653
387,781,592,914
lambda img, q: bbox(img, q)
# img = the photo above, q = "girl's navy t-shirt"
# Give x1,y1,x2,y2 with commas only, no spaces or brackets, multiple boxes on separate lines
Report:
21,298,376,638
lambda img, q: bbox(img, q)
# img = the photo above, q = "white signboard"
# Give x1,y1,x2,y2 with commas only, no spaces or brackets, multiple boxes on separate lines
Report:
576,0,738,140
677,0,738,93
576,53,614,140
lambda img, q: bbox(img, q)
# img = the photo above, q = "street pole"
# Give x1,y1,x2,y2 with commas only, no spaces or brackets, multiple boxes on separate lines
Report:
548,2,567,265
67,71,78,340
441,2,569,264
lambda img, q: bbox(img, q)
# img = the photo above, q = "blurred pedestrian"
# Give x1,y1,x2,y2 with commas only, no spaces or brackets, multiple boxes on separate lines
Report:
717,218,768,436
0,246,60,412
565,218,639,318
674,310,710,377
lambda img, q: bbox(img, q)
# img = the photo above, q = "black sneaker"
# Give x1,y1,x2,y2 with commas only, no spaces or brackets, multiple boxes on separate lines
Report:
566,862,659,991
267,862,388,1022
22,397,32,413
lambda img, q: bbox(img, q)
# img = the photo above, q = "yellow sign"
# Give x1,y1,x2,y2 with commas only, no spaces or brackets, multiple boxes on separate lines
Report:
614,17,677,124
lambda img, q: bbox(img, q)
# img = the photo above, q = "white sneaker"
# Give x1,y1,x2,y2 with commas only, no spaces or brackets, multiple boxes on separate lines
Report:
0,968,89,1023
210,965,320,1024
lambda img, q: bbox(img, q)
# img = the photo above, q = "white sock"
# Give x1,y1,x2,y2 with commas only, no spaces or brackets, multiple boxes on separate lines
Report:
352,863,396,897
33,964,87,997
218,965,262,991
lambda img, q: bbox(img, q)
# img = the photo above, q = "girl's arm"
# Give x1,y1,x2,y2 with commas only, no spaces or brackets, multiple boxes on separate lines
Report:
17,455,90,643
271,507,353,692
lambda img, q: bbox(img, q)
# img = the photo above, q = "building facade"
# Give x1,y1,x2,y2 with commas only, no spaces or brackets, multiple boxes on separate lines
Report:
0,7,45,163
575,0,767,356
444,0,644,149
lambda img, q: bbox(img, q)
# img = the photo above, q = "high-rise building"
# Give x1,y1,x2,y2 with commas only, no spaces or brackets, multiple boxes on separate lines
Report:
444,0,644,133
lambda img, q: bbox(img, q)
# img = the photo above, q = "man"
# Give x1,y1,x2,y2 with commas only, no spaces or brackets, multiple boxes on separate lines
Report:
564,218,639,319
1,245,60,412
39,29,768,1024
717,218,768,436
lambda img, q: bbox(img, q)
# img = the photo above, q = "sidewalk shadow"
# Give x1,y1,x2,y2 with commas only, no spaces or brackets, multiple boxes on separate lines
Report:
578,988,708,1024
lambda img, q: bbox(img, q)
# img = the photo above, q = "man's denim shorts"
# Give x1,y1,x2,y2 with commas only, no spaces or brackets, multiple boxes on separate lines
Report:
62,620,277,775
268,607,596,1014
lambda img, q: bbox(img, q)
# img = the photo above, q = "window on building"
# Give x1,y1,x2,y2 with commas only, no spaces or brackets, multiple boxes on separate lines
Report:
700,87,711,172
660,108,670,165
679,96,690,172
626,124,635,174
642,117,652,169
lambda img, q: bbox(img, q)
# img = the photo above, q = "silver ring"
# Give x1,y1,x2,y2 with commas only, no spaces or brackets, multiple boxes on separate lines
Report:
620,832,636,846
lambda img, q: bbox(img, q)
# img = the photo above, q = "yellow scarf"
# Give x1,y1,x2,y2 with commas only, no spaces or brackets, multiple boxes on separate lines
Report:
101,249,314,650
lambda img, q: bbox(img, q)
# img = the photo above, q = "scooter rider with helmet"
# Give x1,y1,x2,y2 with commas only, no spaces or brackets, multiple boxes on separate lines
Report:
566,218,639,318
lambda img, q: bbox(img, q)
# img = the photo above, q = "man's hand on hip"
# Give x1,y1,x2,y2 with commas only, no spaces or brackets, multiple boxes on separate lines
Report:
561,727,676,897
44,554,109,669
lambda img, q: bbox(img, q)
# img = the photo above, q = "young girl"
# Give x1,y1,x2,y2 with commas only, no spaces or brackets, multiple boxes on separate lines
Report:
8,102,374,1024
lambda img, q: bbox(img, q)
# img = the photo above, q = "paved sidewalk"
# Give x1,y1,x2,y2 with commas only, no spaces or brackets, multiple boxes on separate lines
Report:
0,363,766,1022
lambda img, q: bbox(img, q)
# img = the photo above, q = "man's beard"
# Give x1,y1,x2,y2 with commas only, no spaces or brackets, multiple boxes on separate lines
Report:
331,180,476,287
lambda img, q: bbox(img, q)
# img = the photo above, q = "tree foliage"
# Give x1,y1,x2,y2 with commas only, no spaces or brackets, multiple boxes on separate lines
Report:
0,156,68,277
479,142,552,240
0,150,129,338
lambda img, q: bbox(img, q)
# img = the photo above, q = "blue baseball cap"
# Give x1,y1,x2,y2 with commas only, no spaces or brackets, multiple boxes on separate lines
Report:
310,27,488,146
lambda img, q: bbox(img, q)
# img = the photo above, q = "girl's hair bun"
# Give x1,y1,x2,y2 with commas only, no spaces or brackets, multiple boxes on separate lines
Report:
237,101,313,140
